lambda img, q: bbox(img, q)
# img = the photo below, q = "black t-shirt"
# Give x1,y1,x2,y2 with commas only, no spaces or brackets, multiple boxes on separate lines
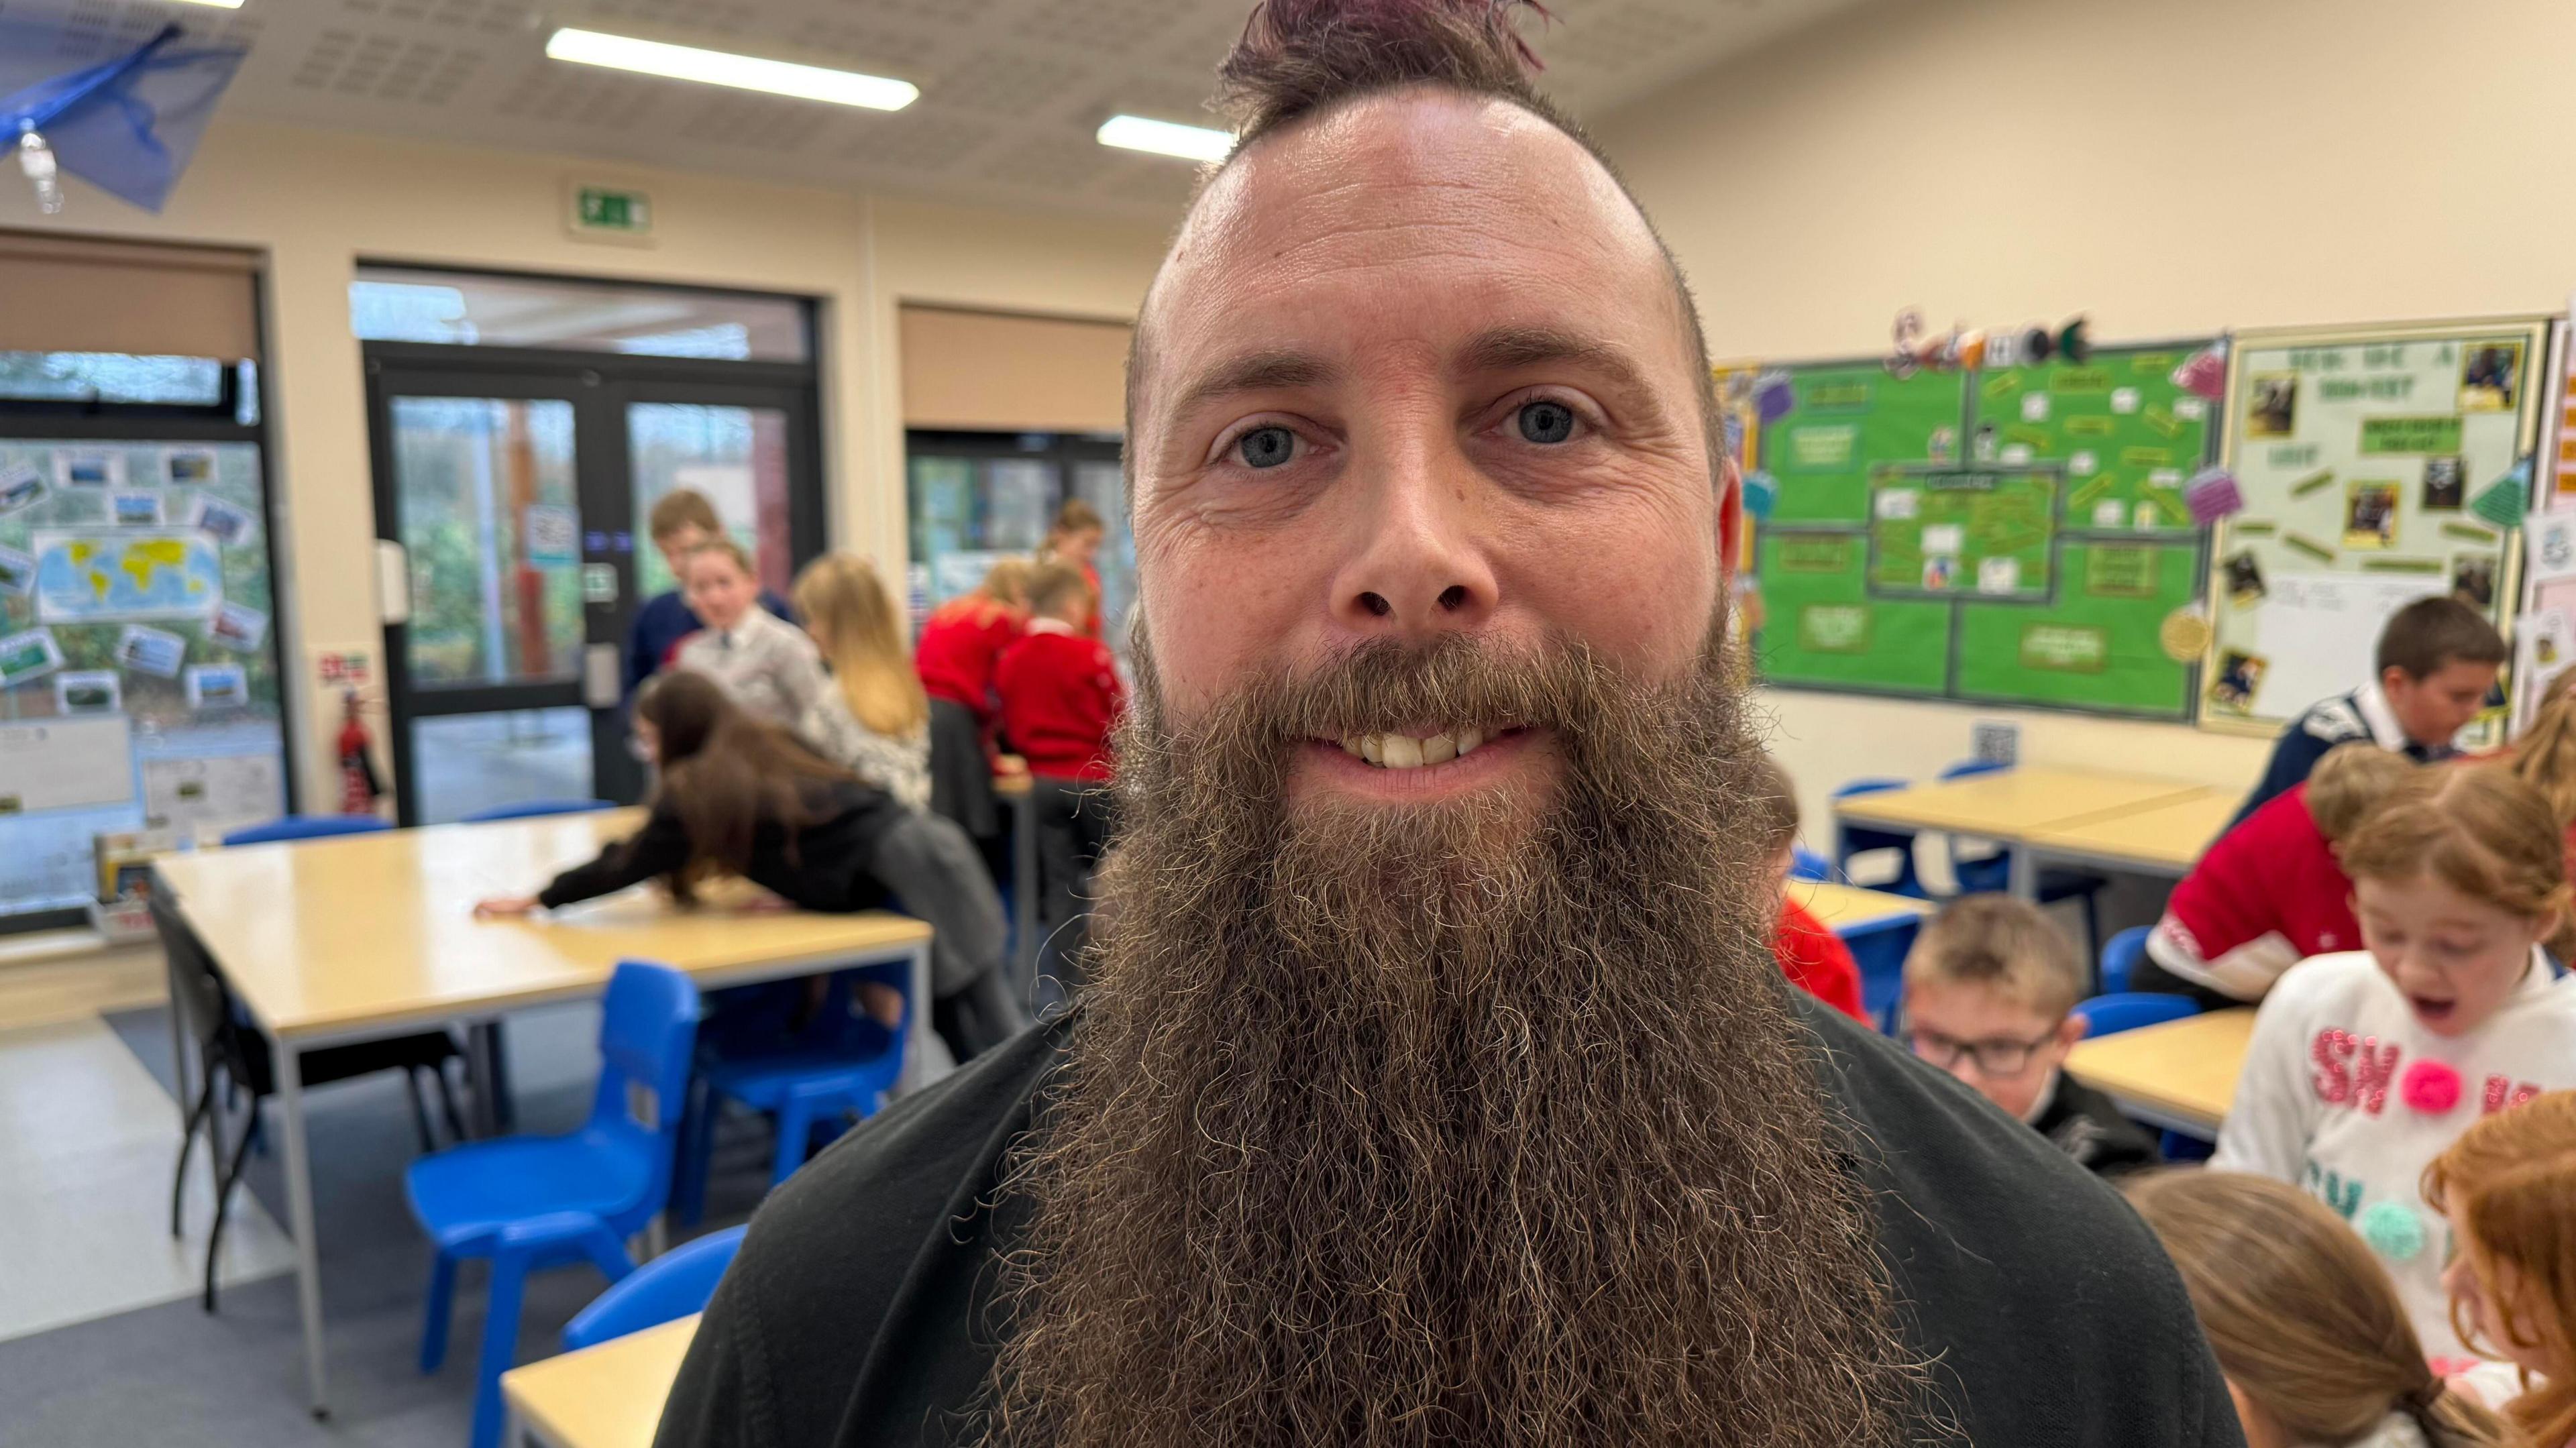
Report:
654,999,2242,1448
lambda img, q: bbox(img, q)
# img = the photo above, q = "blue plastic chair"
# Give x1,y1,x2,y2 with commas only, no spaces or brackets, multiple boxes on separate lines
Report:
1934,760,2111,954
460,799,618,823
1839,915,1923,1035
221,814,389,846
1789,844,1834,883
673,966,910,1225
1936,759,2015,891
2100,926,2150,995
1831,777,1927,897
2076,992,2201,1039
407,960,700,1448
559,1225,746,1353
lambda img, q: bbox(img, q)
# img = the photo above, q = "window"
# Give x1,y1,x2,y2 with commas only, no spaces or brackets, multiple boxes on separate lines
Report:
352,267,809,363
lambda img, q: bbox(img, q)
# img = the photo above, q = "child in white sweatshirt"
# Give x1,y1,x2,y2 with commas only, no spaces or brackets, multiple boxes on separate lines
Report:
2214,763,2576,1371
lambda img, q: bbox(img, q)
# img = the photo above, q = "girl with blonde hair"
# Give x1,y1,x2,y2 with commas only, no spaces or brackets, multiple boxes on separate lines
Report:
791,553,930,814
2130,1170,2512,1447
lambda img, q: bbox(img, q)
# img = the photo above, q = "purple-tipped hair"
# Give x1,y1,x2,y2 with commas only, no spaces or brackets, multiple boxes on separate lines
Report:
1217,0,1557,145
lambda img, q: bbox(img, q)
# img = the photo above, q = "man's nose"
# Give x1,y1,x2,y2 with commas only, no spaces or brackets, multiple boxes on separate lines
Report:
1327,437,1499,638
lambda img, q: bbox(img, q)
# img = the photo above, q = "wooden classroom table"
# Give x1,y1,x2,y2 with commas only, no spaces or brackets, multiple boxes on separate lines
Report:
151,812,932,1418
502,1313,698,1448
2063,1007,2256,1139
1831,766,2219,899
2019,789,2241,883
1790,880,1934,934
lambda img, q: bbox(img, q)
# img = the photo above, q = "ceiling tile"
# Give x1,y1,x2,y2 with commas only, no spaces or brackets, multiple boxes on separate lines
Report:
0,0,1875,222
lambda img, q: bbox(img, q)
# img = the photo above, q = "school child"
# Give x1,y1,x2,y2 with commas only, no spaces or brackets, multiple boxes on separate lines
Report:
2128,1170,2512,1448
474,672,1025,1061
2427,1089,2576,1445
1037,498,1106,638
2502,683,2576,892
2231,596,2505,828
623,489,792,701
2134,743,2415,1007
1750,757,1866,1021
672,539,834,732
916,557,1032,841
1900,895,2159,1177
2212,765,2576,1364
791,553,931,815
995,561,1124,991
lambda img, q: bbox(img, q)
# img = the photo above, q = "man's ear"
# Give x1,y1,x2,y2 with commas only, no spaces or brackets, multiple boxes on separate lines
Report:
2381,663,2411,698
1715,451,1745,582
2056,1014,2089,1052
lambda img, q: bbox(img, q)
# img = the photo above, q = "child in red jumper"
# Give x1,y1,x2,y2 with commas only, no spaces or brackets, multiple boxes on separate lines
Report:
996,561,1126,994
916,558,1031,847
2135,742,2413,1007
1752,757,1867,1021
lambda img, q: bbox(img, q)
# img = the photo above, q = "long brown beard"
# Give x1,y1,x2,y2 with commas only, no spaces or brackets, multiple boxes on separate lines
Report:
977,622,1929,1446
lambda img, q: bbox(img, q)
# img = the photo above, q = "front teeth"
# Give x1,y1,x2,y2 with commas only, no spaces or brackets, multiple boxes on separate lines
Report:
1339,729,1491,770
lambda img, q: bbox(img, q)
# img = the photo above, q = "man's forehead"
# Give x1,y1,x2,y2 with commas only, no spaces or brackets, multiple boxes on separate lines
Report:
1137,88,1682,386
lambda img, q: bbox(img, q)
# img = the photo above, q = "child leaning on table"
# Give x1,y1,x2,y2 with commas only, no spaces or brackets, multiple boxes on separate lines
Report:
2212,764,2576,1368
1899,894,2159,1177
473,671,1027,1062
2133,742,2416,1009
2427,1089,2576,1444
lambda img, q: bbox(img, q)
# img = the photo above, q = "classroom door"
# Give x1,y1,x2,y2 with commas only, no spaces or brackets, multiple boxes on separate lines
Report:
366,353,820,824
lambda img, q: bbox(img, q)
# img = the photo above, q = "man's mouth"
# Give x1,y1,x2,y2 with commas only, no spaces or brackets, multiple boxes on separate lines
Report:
1333,726,1507,770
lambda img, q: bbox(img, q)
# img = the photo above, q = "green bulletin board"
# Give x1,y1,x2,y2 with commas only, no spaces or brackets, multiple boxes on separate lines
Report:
1756,343,2214,716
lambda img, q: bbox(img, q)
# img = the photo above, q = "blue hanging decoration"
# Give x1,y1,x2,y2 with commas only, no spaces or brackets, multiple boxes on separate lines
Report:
1740,469,1778,521
1,23,248,215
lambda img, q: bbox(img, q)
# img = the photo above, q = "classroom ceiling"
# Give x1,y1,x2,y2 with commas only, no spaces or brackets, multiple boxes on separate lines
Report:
0,0,1866,221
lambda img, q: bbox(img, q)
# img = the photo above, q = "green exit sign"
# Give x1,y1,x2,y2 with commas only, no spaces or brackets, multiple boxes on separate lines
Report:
568,182,654,243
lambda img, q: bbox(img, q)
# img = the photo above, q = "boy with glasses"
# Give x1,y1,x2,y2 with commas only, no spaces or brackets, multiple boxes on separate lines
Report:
1902,895,2157,1176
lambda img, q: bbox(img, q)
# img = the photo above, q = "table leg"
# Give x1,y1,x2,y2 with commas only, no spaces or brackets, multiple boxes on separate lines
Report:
165,956,193,1133
276,1040,331,1416
2008,844,2038,902
467,1022,502,1139
1011,793,1038,1008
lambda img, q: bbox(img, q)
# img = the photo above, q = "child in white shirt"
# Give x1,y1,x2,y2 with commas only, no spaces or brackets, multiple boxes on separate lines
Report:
2214,763,2576,1370
674,538,836,734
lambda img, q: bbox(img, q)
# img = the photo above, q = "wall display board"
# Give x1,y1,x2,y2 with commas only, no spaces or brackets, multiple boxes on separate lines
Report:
1754,343,2214,716
2202,321,2546,741
0,439,286,917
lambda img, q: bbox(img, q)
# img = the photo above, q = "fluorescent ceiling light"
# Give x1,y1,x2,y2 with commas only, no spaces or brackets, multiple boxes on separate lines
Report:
1097,114,1232,162
168,0,244,8
544,27,917,111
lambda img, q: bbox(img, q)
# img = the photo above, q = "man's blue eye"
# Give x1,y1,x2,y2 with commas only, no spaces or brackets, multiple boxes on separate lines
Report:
1517,400,1576,443
1238,427,1295,468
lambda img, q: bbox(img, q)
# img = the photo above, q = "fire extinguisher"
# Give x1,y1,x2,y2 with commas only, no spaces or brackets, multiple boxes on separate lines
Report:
338,687,383,816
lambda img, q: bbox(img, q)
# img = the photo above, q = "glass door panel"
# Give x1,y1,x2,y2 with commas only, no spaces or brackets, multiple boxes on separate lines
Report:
628,402,794,600
390,396,583,688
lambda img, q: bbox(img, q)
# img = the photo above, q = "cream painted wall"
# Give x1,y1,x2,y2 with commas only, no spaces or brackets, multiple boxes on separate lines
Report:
1592,0,2576,835
0,119,1169,810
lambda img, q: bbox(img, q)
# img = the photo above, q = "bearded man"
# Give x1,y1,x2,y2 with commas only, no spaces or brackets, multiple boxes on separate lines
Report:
655,3,2239,1444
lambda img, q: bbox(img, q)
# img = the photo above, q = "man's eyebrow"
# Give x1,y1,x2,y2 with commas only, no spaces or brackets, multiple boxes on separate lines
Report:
1455,325,1653,393
1167,349,1340,420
